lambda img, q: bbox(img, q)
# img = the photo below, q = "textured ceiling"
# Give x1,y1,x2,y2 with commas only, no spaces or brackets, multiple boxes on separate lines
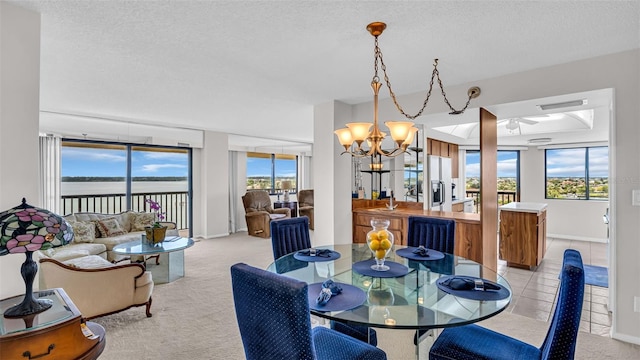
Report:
9,0,640,146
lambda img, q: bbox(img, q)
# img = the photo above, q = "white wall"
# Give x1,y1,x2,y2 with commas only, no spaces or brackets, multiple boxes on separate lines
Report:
520,147,609,242
192,131,230,239
0,2,41,298
344,49,640,343
313,101,353,246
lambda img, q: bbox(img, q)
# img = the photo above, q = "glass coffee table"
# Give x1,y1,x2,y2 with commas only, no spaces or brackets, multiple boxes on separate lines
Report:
113,237,195,284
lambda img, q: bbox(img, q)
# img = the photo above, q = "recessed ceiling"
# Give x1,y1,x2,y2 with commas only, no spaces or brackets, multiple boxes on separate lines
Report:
8,1,638,148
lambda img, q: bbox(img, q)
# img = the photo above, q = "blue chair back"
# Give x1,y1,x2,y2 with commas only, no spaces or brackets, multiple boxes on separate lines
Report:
407,216,455,253
539,249,585,359
230,263,316,359
271,217,311,260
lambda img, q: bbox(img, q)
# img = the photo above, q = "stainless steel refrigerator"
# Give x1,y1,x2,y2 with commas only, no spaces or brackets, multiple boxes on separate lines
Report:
427,155,452,211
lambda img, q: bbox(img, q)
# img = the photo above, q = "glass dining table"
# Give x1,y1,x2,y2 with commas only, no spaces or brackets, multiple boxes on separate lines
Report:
266,244,512,355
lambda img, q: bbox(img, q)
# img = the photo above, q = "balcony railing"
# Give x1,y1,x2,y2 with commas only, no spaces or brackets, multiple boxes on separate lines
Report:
465,190,518,213
61,191,189,230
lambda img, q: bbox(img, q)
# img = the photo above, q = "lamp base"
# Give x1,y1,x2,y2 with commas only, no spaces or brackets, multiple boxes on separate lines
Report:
283,191,290,202
3,296,53,318
3,251,52,319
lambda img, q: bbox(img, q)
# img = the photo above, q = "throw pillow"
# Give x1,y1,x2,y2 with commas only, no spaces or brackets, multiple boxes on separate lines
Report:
90,220,102,238
130,212,156,231
69,221,96,243
96,217,127,237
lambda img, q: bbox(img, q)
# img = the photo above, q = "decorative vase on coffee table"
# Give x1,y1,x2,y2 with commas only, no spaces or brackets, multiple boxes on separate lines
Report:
366,219,394,271
145,226,167,245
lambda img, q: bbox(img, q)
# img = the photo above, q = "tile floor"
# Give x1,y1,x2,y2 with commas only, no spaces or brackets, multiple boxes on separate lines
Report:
497,237,611,336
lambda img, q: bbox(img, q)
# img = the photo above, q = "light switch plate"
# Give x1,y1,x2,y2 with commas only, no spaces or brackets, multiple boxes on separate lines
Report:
633,190,640,207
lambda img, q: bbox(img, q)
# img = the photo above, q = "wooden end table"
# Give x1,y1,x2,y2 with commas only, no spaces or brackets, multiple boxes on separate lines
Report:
0,288,105,360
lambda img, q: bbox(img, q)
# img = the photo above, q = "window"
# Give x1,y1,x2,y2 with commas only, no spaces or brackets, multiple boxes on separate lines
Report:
246,152,297,194
465,150,520,205
545,146,608,200
61,140,191,229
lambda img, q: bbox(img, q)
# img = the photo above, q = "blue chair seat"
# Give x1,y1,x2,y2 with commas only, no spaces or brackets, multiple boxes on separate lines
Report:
429,323,541,360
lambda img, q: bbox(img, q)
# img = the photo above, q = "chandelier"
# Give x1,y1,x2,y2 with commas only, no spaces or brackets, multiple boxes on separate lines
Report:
334,22,481,158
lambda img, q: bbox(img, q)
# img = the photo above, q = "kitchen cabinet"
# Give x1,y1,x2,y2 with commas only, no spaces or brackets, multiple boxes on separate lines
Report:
449,143,459,178
452,203,464,212
499,202,547,269
352,201,483,263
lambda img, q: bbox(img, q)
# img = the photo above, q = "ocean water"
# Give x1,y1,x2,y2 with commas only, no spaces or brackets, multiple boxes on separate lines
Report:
61,181,188,196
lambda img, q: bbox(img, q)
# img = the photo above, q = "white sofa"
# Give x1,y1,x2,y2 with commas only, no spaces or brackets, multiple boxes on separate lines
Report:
39,211,178,263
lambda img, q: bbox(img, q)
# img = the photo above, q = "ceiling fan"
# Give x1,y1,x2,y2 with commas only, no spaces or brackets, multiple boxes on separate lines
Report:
499,118,539,134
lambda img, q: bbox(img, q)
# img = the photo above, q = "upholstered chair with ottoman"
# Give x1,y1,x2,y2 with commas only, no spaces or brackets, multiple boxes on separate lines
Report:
242,190,290,238
298,189,314,230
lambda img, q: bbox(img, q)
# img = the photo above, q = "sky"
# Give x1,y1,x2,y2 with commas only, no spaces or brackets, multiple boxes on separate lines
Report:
246,157,297,177
465,147,609,178
62,147,188,177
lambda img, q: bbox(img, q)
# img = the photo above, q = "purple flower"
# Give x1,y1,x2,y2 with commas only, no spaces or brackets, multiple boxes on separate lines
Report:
6,233,47,253
43,216,67,234
15,208,48,222
146,199,166,226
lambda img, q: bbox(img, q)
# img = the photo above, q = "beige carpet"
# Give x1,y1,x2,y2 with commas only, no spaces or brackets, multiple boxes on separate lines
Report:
93,232,640,359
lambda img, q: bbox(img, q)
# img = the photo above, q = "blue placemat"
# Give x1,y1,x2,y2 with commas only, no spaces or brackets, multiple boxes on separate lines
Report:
352,259,410,278
396,247,445,261
307,282,367,312
294,250,341,262
436,275,510,301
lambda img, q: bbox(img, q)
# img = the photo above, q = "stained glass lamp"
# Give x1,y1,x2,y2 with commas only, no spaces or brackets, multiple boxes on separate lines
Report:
0,198,73,318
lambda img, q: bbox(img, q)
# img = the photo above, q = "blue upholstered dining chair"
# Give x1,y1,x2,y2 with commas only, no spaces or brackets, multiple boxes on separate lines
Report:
230,263,387,360
406,216,456,253
407,216,456,345
429,249,585,360
270,216,378,346
270,217,312,260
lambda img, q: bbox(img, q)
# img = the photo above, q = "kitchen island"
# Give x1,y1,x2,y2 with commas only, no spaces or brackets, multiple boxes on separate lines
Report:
352,199,482,263
499,202,548,269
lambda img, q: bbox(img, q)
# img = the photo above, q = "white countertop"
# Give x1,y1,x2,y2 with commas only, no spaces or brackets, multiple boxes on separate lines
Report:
452,197,474,205
499,202,547,214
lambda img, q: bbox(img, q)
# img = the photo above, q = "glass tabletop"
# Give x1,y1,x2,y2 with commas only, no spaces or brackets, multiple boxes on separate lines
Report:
112,237,195,256
266,244,512,330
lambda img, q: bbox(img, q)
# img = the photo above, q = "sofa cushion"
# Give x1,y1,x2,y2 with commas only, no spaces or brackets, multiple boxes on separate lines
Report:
96,232,144,251
130,212,156,231
69,220,96,243
40,243,108,261
65,211,133,233
64,254,115,269
96,217,127,237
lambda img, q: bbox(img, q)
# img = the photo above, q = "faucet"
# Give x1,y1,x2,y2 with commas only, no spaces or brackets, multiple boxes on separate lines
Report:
386,191,398,210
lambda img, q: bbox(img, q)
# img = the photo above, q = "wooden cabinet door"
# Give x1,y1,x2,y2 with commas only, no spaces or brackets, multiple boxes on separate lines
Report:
440,141,450,157
499,210,538,268
430,139,441,156
449,143,459,178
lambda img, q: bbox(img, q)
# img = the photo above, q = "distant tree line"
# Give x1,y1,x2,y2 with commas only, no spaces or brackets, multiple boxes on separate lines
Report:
62,176,188,182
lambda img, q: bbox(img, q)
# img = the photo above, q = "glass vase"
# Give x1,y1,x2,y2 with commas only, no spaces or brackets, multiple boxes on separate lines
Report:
366,219,394,271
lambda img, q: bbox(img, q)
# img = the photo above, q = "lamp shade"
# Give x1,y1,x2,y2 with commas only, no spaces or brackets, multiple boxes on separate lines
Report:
0,198,73,318
0,198,73,255
281,180,292,190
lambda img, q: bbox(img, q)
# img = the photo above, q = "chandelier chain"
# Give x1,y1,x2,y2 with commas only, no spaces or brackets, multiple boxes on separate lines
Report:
374,38,474,118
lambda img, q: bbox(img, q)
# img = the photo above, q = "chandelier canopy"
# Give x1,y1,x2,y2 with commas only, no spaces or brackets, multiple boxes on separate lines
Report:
335,22,481,158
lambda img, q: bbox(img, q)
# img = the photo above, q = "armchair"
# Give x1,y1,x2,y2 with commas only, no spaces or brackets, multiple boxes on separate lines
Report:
242,190,290,238
230,263,387,360
298,189,314,229
39,256,154,319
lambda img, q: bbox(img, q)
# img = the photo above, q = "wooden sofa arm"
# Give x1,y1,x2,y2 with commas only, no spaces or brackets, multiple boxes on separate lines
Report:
39,258,153,319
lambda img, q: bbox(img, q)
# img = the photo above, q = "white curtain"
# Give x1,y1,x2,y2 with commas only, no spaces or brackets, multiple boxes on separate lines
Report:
228,151,239,233
39,135,61,213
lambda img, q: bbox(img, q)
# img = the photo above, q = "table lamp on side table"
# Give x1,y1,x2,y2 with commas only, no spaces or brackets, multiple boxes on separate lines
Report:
281,180,292,202
0,198,73,318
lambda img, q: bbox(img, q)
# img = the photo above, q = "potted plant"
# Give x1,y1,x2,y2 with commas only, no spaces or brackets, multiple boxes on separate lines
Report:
145,198,167,244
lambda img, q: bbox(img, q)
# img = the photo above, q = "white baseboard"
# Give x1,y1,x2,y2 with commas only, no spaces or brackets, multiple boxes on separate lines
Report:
611,330,640,346
194,232,231,240
547,233,608,243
